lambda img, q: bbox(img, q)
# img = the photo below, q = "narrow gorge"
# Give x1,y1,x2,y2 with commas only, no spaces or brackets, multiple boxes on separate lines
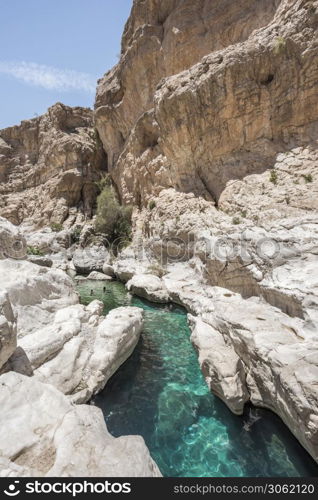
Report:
0,0,318,478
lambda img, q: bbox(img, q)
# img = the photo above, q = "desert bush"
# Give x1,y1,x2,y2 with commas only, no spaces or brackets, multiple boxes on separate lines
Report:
149,200,156,210
96,173,112,193
147,262,167,278
273,36,286,54
27,246,44,256
95,185,132,245
232,216,241,225
302,173,313,183
50,222,63,232
269,170,278,185
71,226,82,244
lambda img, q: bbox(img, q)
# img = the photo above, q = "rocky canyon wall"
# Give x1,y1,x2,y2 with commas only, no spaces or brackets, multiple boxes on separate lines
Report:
0,103,107,227
0,0,318,468
95,0,318,205
94,0,318,463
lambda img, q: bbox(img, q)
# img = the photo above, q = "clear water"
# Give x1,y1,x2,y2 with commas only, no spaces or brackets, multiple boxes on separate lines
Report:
77,280,318,477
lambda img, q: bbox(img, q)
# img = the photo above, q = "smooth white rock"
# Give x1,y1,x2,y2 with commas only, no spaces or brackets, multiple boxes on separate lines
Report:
0,372,161,477
0,292,17,370
72,246,110,274
127,274,170,303
87,271,113,281
189,315,249,415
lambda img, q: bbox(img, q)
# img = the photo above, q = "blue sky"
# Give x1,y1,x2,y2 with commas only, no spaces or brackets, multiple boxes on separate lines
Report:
0,0,132,128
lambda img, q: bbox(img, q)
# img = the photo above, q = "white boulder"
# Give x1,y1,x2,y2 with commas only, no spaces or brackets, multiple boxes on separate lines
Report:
127,274,170,303
102,262,115,277
72,246,110,274
189,315,249,415
0,258,143,403
0,292,17,370
0,372,161,477
87,271,113,281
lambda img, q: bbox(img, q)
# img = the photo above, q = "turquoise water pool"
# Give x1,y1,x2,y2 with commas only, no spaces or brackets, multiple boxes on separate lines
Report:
77,280,318,477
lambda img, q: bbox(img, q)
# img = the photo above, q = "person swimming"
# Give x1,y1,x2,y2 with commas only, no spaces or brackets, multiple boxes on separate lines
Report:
90,289,94,296
243,409,261,432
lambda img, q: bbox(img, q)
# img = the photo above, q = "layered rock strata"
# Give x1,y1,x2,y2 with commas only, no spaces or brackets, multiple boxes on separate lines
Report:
95,0,318,206
0,103,107,226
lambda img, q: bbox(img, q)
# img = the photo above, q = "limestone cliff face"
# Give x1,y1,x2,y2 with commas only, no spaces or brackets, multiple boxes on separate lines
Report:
0,103,107,227
95,0,318,205
95,0,318,463
0,0,317,467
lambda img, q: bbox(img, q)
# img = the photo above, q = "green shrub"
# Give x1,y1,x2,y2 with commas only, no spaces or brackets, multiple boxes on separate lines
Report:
50,222,63,232
95,185,132,245
147,263,166,278
269,170,278,185
241,210,247,218
149,200,156,210
273,36,286,55
96,173,112,193
232,216,241,225
71,227,82,244
27,246,44,256
302,174,313,183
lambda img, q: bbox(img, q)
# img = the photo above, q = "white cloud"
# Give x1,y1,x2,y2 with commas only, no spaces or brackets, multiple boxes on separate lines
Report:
0,60,96,93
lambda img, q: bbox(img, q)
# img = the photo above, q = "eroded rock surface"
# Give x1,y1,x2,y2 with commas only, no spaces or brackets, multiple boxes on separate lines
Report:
189,315,249,415
0,219,160,477
0,103,106,226
1,0,318,471
0,292,16,370
0,372,161,477
0,219,143,403
72,245,110,274
0,257,143,403
127,273,170,303
95,0,280,183
95,0,318,206
120,262,318,463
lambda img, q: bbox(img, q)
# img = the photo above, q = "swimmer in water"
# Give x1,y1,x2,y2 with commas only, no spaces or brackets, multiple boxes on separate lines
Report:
90,289,94,296
103,286,106,293
243,409,261,432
